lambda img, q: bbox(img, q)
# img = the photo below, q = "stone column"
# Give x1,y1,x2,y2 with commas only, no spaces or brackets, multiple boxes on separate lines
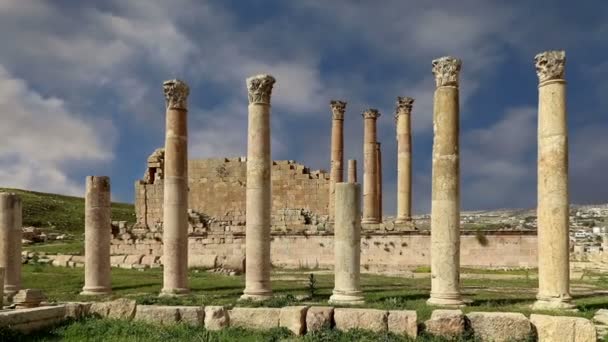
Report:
348,159,357,183
395,97,414,224
329,182,365,305
81,176,112,295
241,74,276,301
362,109,380,224
533,50,574,310
427,56,464,307
375,142,383,223
0,193,21,297
329,100,346,221
161,79,190,296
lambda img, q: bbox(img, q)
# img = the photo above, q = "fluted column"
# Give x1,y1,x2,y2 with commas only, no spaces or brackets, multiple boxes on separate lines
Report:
241,74,276,301
329,100,346,221
161,79,190,296
0,192,21,298
395,97,414,224
376,142,383,223
329,182,364,305
362,109,380,224
81,176,111,295
427,56,464,307
533,51,574,310
348,159,357,183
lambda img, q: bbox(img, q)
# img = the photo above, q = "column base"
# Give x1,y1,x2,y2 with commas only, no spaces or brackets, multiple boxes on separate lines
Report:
394,217,412,224
532,298,576,311
361,218,379,224
328,291,365,305
239,291,273,302
80,286,111,296
159,288,190,297
427,294,465,308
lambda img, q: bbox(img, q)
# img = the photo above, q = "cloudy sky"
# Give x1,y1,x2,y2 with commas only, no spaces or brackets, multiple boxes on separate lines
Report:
0,0,607,214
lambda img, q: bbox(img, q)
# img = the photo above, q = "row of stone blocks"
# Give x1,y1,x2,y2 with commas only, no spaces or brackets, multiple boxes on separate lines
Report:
2,299,597,341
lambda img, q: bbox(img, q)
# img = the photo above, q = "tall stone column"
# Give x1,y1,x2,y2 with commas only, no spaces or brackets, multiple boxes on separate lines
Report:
329,100,346,221
533,50,574,310
161,79,190,296
375,142,383,222
0,192,21,297
395,97,414,224
81,176,111,296
348,159,357,183
362,109,380,224
241,74,276,301
427,56,464,307
329,182,365,305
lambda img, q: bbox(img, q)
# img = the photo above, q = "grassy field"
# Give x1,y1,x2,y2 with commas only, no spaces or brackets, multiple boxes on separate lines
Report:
0,188,135,234
21,264,608,321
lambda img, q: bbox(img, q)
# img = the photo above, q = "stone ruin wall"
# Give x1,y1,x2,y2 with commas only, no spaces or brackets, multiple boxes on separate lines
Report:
134,149,331,233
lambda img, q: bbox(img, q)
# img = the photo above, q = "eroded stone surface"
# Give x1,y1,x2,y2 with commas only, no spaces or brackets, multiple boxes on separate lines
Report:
387,310,417,338
467,311,531,342
13,289,46,309
64,302,92,319
334,308,388,333
424,309,465,338
306,306,334,332
134,305,179,325
530,314,596,342
204,305,229,331
279,306,308,335
228,307,280,330
90,298,137,320
176,306,204,326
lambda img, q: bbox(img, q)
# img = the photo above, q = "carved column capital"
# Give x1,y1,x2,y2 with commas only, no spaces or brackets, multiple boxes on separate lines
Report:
432,56,462,87
362,108,381,120
246,74,276,105
330,100,347,120
163,79,189,110
534,50,566,84
395,96,414,119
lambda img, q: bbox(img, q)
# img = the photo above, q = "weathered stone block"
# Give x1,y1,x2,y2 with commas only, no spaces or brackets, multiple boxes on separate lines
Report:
134,305,179,325
176,306,204,326
306,306,334,332
334,308,388,333
279,306,308,335
188,254,217,269
64,302,92,319
387,310,417,338
424,309,466,338
530,314,596,342
0,306,66,333
467,311,531,342
228,307,280,330
594,308,608,325
204,306,229,331
91,298,137,320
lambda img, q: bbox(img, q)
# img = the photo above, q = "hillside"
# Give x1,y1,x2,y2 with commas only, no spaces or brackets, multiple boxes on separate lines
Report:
0,188,135,233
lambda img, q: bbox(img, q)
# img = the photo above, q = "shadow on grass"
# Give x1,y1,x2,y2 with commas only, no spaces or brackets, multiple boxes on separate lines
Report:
112,283,160,291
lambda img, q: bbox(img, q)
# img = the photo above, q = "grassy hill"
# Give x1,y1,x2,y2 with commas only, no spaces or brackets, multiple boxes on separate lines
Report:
0,188,135,234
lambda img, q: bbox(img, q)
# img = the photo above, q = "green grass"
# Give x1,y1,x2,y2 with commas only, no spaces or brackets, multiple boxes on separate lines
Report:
1,317,475,342
25,241,85,255
21,264,608,321
0,188,135,233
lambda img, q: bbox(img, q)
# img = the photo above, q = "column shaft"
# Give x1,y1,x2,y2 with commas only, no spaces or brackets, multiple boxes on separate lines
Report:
348,159,357,183
395,97,414,223
242,74,275,300
161,80,190,296
329,101,346,221
533,50,573,310
428,56,464,307
362,109,380,224
81,176,111,295
329,182,364,305
0,193,21,297
376,142,383,222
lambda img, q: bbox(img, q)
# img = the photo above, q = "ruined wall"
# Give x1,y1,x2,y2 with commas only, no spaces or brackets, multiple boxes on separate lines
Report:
111,231,538,271
135,154,330,231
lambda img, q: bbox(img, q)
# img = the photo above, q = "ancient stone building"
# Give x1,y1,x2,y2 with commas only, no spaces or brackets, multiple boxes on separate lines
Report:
134,150,331,233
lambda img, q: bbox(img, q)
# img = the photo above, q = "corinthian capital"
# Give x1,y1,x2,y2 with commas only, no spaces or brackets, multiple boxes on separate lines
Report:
432,56,462,87
330,100,347,120
534,50,565,83
362,108,381,120
395,96,414,117
163,79,189,110
247,74,276,105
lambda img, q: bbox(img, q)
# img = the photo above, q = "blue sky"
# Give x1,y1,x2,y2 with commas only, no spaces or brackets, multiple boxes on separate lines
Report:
0,1,607,215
